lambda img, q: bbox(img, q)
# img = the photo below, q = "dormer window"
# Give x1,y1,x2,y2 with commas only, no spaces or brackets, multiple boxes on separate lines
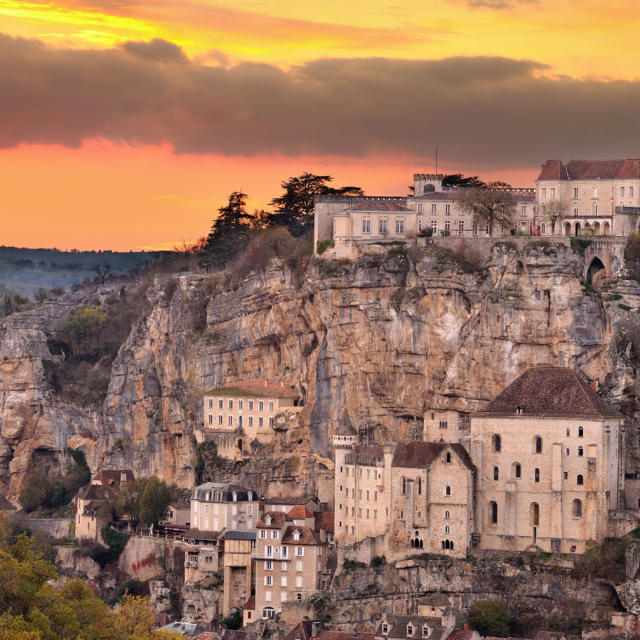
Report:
293,530,301,541
407,624,414,637
232,492,237,502
422,625,431,638
382,623,389,635
265,515,272,525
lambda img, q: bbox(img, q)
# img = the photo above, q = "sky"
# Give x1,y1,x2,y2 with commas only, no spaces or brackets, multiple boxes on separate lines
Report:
2,0,640,250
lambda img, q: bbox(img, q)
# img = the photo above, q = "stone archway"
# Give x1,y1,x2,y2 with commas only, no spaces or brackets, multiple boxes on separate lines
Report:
575,222,581,236
593,221,601,235
586,256,606,285
564,222,572,236
603,221,610,235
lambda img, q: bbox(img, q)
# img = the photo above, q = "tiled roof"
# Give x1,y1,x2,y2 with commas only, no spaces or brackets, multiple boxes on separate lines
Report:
244,596,255,610
348,201,412,212
288,505,315,519
392,442,474,471
537,159,640,181
78,484,111,501
222,631,250,640
314,511,335,532
347,444,385,465
0,492,16,510
284,622,315,640
314,631,375,640
379,616,445,640
193,633,221,640
257,511,290,528
263,496,319,506
95,469,134,488
282,525,322,545
185,528,220,541
474,367,621,419
204,380,298,399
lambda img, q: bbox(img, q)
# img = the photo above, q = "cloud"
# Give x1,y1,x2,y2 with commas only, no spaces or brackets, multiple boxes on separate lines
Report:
1,33,640,168
449,0,538,8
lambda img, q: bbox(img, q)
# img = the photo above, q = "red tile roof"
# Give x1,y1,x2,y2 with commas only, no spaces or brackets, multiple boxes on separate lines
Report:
204,380,298,399
257,511,290,528
282,525,322,545
95,469,134,488
448,631,478,640
314,511,335,532
244,596,255,610
288,505,315,519
475,367,621,418
537,159,640,181
284,622,315,640
314,632,375,640
392,442,474,471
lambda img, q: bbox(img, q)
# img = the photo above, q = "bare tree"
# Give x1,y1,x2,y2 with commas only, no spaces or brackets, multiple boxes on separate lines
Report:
541,198,568,235
456,188,516,237
93,263,112,284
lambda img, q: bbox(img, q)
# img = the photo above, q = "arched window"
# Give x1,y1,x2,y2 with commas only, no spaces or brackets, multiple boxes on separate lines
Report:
262,607,275,619
530,502,539,526
566,428,570,437
494,466,499,481
418,477,422,495
534,468,540,482
444,510,450,519
490,501,498,524
534,436,542,454
492,434,501,452
578,426,584,437
513,462,521,479
445,452,451,463
445,485,451,496
578,446,583,457
577,474,584,485
445,525,450,534
573,499,582,518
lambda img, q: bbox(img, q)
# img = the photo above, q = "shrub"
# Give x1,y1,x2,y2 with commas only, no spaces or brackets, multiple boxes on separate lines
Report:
342,558,367,571
572,538,627,583
163,279,178,302
223,609,243,630
571,237,592,256
619,303,632,311
468,599,511,637
371,555,386,567
90,525,130,568
116,579,147,601
316,238,335,255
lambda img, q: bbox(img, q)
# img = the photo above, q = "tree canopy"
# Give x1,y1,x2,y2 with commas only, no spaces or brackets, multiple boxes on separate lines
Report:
468,599,511,637
139,478,173,526
541,198,568,234
456,187,516,236
442,174,486,188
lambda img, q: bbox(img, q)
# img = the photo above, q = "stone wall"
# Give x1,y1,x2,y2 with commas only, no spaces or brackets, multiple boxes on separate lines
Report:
28,517,73,539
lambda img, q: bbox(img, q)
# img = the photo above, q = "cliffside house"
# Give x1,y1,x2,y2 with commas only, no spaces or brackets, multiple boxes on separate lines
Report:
190,482,258,533
374,594,456,640
471,366,625,554
161,500,191,530
201,380,302,459
74,468,134,542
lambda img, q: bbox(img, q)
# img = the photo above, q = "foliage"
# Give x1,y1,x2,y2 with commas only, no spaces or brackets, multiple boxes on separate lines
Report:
456,188,516,236
540,199,568,234
139,478,172,526
113,479,148,526
0,518,176,640
19,449,90,513
468,599,511,637
624,232,640,281
222,609,243,630
572,538,627,583
116,579,147,601
59,307,108,358
266,173,364,237
442,174,486,188
570,237,593,257
371,555,386,567
316,239,335,255
342,558,367,571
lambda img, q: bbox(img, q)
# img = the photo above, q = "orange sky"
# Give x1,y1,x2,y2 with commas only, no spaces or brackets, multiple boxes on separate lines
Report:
1,0,639,250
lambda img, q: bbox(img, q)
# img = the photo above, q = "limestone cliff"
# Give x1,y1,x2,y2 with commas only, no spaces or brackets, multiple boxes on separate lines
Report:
1,239,640,502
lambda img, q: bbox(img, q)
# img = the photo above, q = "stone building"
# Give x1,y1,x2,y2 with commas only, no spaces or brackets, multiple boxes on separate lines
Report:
333,425,475,559
246,507,335,623
471,367,624,553
201,380,302,459
190,482,258,533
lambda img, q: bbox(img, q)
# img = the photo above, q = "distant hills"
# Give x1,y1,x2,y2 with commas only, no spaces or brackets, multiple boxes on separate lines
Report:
0,246,166,299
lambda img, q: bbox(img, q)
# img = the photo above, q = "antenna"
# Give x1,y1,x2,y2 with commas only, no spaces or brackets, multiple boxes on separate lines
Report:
435,146,438,175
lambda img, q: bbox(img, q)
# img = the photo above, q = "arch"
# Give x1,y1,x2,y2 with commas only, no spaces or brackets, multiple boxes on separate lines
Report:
530,502,540,526
444,510,451,519
534,436,543,454
493,466,499,481
512,462,521,479
577,474,584,485
578,426,584,437
592,221,601,235
262,606,275,619
492,434,501,452
578,446,584,457
564,221,572,236
603,221,610,235
490,501,498,524
575,222,581,236
445,525,450,534
445,452,451,463
586,257,606,285
445,485,451,496
573,498,582,517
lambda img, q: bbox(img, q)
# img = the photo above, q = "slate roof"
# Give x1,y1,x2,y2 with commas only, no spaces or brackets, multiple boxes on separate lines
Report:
474,367,621,419
537,159,640,181
281,525,322,546
392,442,474,471
377,616,446,640
314,631,375,640
314,511,335,532
185,528,220,541
204,380,297,399
0,492,16,511
348,201,412,212
223,530,256,540
78,484,111,501
262,496,319,506
192,482,255,503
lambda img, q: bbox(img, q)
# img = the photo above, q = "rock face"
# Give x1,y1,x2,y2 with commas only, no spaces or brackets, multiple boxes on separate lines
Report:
1,240,640,502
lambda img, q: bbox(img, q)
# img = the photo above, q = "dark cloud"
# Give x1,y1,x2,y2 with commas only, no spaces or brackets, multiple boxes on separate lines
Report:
1,33,640,168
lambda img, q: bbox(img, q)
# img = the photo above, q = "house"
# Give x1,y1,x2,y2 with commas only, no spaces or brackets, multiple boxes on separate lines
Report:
471,366,624,553
162,500,191,529
262,496,320,514
374,594,455,640
190,482,258,533
74,483,113,542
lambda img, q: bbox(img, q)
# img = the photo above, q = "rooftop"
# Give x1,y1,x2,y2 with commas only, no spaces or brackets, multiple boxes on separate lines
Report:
347,201,412,213
392,442,474,471
94,469,134,488
537,159,640,181
281,525,322,545
204,380,297,399
192,482,255,503
474,367,621,419
314,511,335,531
287,505,315,520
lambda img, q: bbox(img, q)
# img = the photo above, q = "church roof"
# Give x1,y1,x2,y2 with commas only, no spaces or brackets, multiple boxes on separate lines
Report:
392,442,474,470
537,159,640,181
474,367,621,419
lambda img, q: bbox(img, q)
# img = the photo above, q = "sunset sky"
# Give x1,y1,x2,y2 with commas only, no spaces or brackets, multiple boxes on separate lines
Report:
2,0,640,250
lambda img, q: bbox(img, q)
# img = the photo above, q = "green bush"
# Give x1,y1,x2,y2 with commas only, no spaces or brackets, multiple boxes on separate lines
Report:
223,609,243,630
371,555,386,567
116,579,147,601
316,238,335,255
571,237,592,256
468,599,511,637
572,538,627,583
90,525,130,568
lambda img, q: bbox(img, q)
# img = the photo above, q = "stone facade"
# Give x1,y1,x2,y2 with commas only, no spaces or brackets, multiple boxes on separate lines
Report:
189,482,258,533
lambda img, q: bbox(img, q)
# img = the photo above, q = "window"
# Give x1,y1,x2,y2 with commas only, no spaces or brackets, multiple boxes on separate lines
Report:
490,501,498,524
259,417,264,427
444,525,450,534
269,401,274,411
238,416,243,428
621,186,625,197
259,529,267,539
382,623,389,635
249,400,254,410
566,429,570,436
593,203,598,215
578,446,583,457
281,592,287,602
417,478,422,495
228,399,233,410
296,576,303,588
493,466,499,481
541,222,546,235
445,204,451,215
362,218,371,234
379,218,388,234
444,510,450,519
208,414,213,425
535,436,542,454
521,205,526,216
262,607,275,619
271,530,279,539
431,220,437,233
407,624,414,637
444,220,451,231
297,593,302,602
269,417,274,427
551,188,555,198
218,399,223,409
296,561,303,571
228,415,233,426
266,545,273,557
574,187,579,198
208,398,213,409
566,448,570,456
577,474,584,485
541,188,546,198
631,187,635,197
264,576,273,586
422,625,431,638
282,562,287,571
514,463,521,479
248,416,253,427
578,426,584,437
535,468,540,483
530,502,539,526
492,434,501,452
445,486,451,496
259,401,264,411
445,452,451,463
573,207,579,216
431,204,437,214
573,498,583,518
296,546,304,556
396,218,405,234
417,204,423,214
458,221,464,235
281,547,288,558
218,415,223,425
